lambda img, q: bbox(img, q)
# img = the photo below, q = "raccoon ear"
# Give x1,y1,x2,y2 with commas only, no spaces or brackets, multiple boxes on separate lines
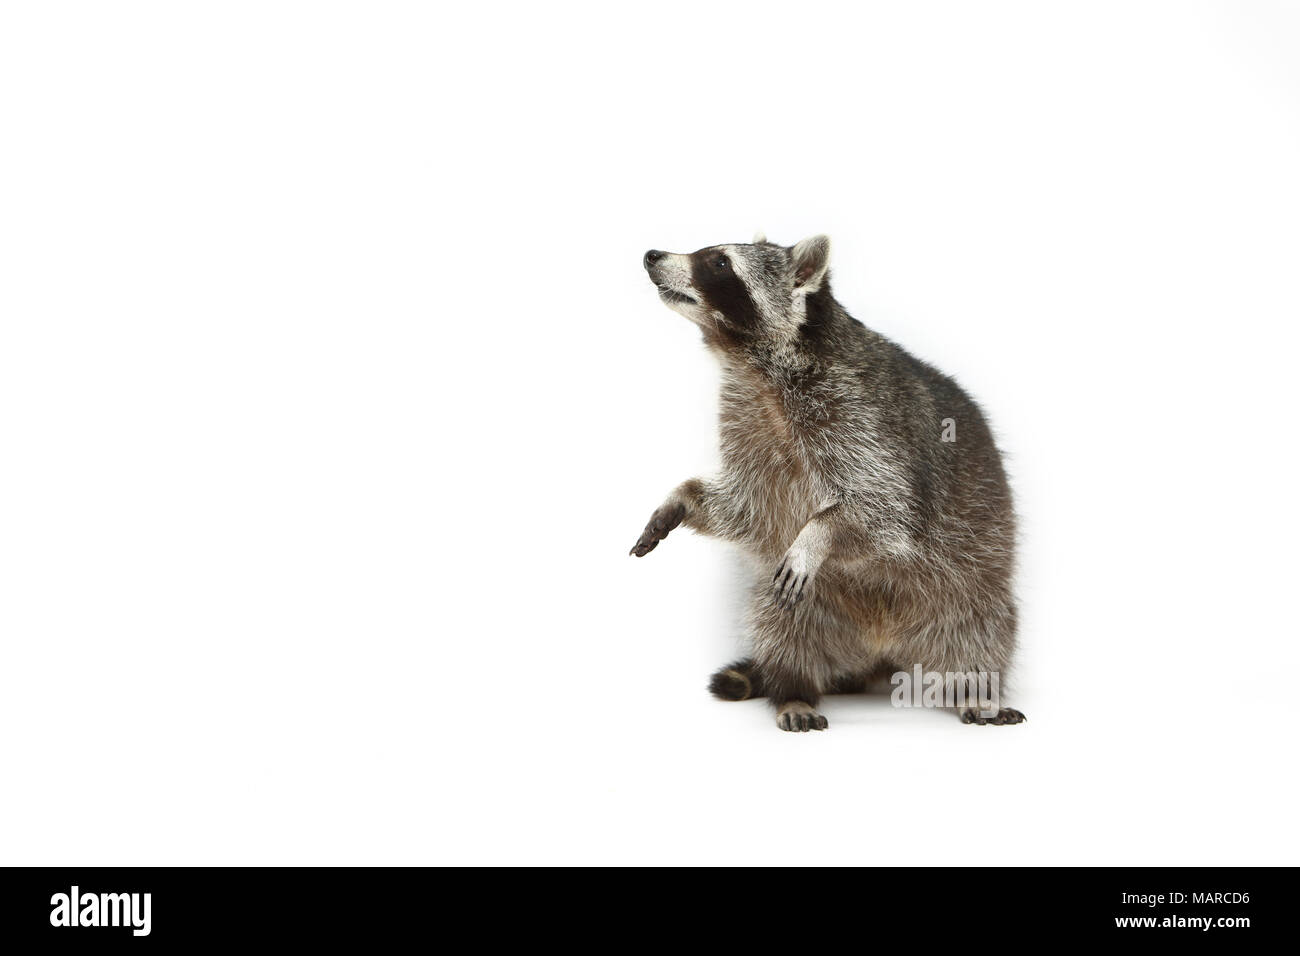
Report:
791,235,830,291
753,229,767,244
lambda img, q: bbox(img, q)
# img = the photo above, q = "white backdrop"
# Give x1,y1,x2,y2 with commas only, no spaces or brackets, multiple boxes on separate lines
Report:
2,1,1298,865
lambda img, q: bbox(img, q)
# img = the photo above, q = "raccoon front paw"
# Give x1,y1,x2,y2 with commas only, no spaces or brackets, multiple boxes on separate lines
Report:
629,502,685,557
772,548,815,609
959,707,1026,725
776,701,828,732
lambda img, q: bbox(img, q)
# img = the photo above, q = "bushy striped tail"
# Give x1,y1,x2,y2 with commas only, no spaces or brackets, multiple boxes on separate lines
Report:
708,659,765,701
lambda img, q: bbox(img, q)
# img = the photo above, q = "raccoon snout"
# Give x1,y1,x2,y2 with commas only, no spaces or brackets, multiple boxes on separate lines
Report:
643,249,666,270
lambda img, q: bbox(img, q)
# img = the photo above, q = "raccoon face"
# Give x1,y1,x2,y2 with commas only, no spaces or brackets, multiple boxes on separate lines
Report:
643,234,831,345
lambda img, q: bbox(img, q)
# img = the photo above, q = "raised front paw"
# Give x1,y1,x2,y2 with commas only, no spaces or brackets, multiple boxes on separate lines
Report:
629,502,685,557
772,547,815,609
960,707,1026,725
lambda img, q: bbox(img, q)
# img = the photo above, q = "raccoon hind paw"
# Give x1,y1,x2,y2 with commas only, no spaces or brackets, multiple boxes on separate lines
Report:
960,707,1026,725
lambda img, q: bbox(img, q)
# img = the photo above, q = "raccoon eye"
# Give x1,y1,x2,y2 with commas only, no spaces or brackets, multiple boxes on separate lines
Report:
714,255,729,270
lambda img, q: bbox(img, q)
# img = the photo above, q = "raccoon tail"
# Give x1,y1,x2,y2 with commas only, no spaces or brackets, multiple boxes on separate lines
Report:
709,659,765,701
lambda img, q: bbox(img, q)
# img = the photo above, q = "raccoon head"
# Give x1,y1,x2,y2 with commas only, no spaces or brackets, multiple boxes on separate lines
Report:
642,234,831,348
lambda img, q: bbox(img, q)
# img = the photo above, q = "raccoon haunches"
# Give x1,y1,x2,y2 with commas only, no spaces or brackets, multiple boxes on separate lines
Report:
632,235,1025,732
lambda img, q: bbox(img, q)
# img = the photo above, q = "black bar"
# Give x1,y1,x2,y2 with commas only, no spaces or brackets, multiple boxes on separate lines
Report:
0,866,1286,945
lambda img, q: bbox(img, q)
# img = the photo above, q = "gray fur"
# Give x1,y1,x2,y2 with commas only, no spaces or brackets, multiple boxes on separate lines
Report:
633,237,1024,731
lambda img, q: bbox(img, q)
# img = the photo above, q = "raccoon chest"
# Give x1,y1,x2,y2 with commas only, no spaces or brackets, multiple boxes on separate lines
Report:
719,384,821,549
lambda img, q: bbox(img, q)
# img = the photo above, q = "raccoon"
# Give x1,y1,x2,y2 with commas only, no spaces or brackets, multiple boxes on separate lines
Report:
631,234,1025,731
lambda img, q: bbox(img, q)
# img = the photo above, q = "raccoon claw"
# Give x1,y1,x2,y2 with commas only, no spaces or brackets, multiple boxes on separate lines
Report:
630,502,685,557
776,703,828,732
779,711,828,732
772,549,813,609
959,707,1026,725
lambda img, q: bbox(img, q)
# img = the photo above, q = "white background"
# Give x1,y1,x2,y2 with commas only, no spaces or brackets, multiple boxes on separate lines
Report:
2,2,1297,865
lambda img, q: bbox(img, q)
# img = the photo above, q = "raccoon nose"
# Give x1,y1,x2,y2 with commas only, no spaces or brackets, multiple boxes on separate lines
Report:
644,249,666,269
